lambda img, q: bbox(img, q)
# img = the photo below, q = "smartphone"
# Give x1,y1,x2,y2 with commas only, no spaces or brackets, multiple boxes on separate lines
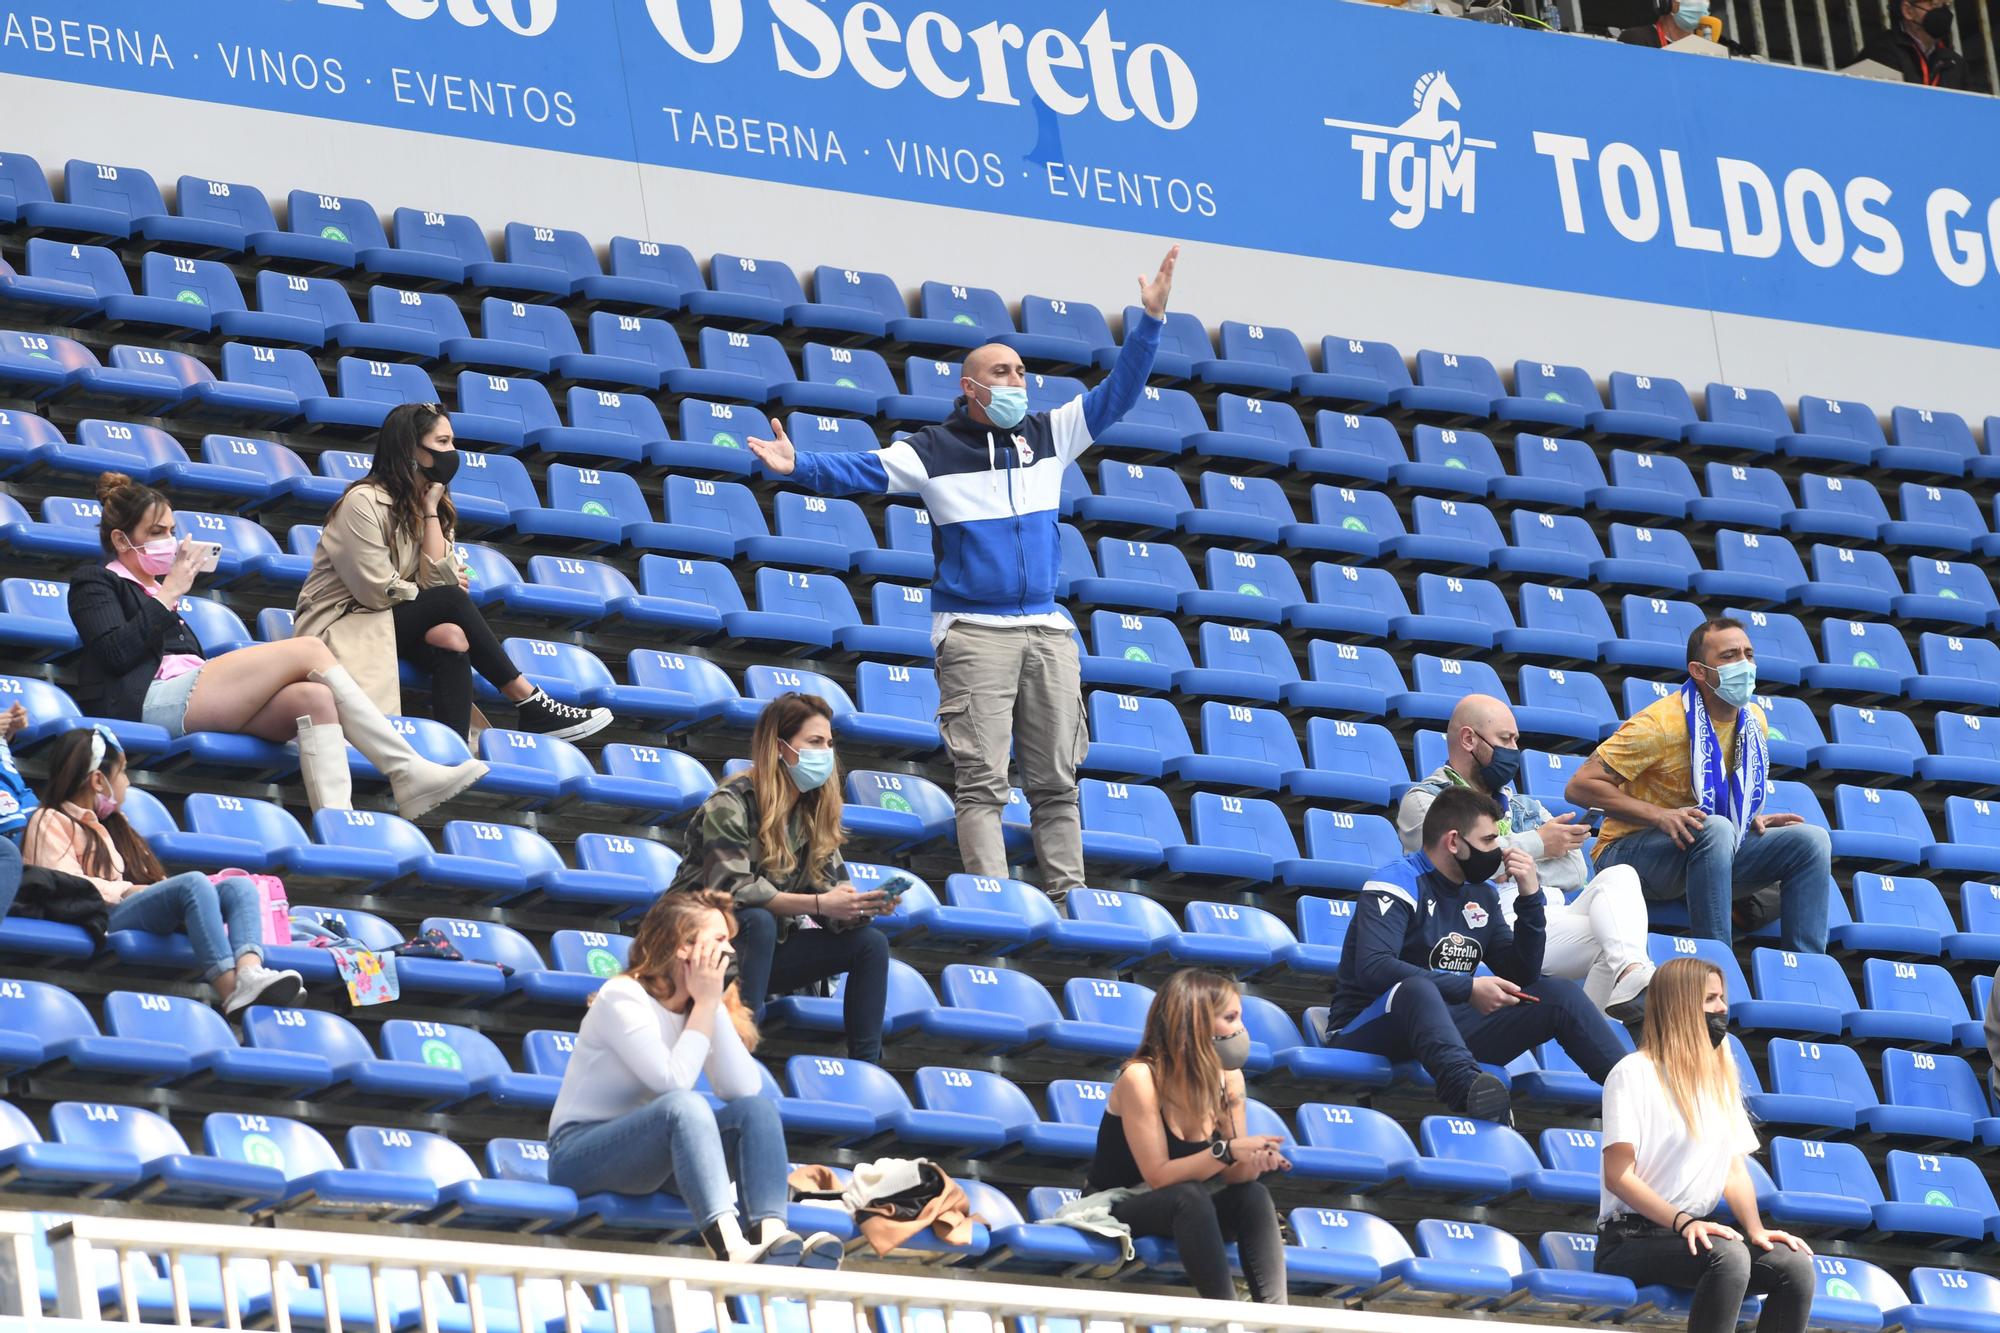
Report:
1585,807,1606,834
188,540,223,573
877,871,923,902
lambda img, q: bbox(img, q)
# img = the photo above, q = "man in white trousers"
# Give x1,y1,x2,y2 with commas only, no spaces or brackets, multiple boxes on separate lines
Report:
1396,693,1655,1027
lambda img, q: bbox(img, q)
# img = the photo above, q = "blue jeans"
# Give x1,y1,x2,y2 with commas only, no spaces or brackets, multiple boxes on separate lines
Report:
0,839,21,921
108,871,263,981
1596,817,1830,954
548,1091,788,1230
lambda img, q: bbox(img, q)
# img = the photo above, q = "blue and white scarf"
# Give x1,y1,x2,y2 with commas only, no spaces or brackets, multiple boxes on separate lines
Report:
1681,680,1767,847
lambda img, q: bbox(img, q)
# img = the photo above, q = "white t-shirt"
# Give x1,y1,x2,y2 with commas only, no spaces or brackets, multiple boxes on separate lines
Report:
1599,1051,1758,1224
548,976,764,1135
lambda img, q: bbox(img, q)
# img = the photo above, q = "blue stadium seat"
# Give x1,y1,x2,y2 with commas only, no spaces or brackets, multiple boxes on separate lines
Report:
1296,562,1405,641
1862,958,1972,1049
1393,426,1504,497
1419,1116,1595,1206
308,806,532,899
1305,411,1407,482
1498,511,1603,582
379,1020,562,1113
1684,382,1782,455
1425,1219,1635,1319
1899,556,1997,628
1290,641,1405,715
1398,349,1503,424
1076,612,1185,694
1591,449,1699,519
1393,573,1512,650
1766,1136,1889,1233
1085,693,1192,780
1692,462,1793,530
998,295,1116,370
1299,719,1409,807
1792,472,1890,542
1074,461,1191,533
1171,624,1298,703
843,770,953,849
1302,335,1408,408
1079,779,1183,871
1602,594,1705,671
787,1055,1008,1156
1495,435,1605,509
916,1066,1095,1162
1183,320,1295,395
345,1126,576,1231
0,331,181,409
1740,948,1947,1045
1502,361,1600,433
1876,1152,1998,1244
1816,708,1924,781
1393,497,1506,569
202,1111,436,1221
1696,529,1810,606
1923,712,2000,788
1803,544,1901,616
1883,406,1977,478
1885,482,1987,554
1187,394,1306,468
1916,633,2000,710
49,1101,284,1210
1071,538,1195,614
938,966,1130,1060
1505,586,1614,661
1804,618,1916,697
1594,522,1701,592
1595,371,1698,444
241,1007,469,1109
1839,873,1953,958
1292,484,1405,559
1879,1048,1999,1146
1907,1267,2000,1332
1162,792,1297,885
1090,382,1201,457
24,241,210,336
1185,472,1295,544
1779,396,1884,470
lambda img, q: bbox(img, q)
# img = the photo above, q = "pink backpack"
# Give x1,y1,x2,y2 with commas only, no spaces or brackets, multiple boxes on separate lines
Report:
210,870,291,946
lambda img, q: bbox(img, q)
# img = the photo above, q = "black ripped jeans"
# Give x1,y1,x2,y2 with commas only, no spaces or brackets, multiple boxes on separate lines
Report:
392,585,522,739
1111,1179,1287,1304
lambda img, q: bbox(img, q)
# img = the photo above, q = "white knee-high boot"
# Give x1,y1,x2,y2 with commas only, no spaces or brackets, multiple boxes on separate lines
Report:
310,664,487,820
295,716,353,812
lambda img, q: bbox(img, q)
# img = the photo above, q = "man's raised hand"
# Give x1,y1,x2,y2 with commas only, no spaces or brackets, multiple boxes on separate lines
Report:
1139,244,1180,319
747,417,797,476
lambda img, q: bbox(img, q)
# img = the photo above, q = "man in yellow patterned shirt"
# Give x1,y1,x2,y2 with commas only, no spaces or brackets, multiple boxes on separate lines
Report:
1567,617,1829,953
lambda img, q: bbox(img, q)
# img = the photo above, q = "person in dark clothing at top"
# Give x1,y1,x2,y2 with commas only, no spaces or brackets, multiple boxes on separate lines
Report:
1859,0,1970,87
746,247,1179,906
1323,786,1628,1124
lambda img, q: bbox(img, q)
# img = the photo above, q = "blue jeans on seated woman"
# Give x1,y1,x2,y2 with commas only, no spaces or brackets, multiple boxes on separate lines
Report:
548,1091,787,1230
108,871,263,981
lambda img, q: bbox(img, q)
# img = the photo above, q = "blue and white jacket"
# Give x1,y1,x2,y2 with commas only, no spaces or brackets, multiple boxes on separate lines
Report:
788,314,1163,616
1324,849,1548,1032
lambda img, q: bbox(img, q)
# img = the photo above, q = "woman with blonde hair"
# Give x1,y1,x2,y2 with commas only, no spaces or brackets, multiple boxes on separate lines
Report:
1081,969,1290,1303
547,890,840,1268
667,692,890,1061
1597,957,1812,1333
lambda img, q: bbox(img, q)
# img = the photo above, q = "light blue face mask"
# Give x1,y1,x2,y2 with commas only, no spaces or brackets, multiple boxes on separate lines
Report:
786,744,836,792
1708,659,1756,708
970,379,1029,430
1674,0,1709,28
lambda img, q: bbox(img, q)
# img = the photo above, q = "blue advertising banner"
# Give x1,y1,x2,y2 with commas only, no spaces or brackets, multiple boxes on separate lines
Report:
3,0,1998,347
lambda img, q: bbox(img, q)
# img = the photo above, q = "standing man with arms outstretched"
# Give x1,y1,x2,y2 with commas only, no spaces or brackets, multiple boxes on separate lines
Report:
748,247,1178,903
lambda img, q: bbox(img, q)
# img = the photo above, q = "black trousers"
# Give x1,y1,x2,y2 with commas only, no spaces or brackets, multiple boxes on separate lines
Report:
392,585,521,739
731,908,890,1063
1597,1214,1813,1333
1110,1179,1287,1304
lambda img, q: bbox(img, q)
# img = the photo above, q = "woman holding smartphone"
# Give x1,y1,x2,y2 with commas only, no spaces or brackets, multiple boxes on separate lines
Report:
68,472,486,819
1597,957,1812,1333
666,692,890,1062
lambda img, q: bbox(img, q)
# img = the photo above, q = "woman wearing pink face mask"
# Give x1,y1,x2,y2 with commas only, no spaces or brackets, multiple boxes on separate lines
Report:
65,472,486,819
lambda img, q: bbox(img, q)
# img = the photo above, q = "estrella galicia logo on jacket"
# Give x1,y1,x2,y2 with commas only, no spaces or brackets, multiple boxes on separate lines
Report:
1323,70,1496,230
1012,435,1032,465
1430,931,1482,974
1462,901,1488,929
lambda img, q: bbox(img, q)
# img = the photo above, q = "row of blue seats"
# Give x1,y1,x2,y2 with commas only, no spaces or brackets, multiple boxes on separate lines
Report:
4,150,1998,484
19,340,2000,559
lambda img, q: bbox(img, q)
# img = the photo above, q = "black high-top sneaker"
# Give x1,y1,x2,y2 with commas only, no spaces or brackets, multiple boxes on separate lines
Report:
514,687,612,742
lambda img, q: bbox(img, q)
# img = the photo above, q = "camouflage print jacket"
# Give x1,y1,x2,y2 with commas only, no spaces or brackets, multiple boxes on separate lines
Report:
667,772,850,938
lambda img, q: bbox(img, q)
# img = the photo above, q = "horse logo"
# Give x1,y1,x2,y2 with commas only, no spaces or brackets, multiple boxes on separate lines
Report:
1322,69,1497,229
1399,71,1463,161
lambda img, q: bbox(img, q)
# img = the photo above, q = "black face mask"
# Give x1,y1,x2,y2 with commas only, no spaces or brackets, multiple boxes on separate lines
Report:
1453,838,1505,885
1920,5,1954,37
1705,1011,1730,1049
721,950,740,991
420,449,460,485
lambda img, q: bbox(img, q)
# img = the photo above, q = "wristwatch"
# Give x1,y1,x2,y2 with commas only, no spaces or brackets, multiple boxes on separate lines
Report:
1208,1136,1234,1164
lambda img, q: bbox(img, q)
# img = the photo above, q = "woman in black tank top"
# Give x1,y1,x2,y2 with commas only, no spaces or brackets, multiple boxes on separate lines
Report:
1079,969,1290,1303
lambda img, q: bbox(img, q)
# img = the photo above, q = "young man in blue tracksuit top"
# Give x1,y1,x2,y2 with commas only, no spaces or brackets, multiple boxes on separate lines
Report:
1324,785,1628,1123
748,246,1179,903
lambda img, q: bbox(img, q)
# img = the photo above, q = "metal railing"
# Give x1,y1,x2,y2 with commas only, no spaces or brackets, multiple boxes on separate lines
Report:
25,1212,1580,1333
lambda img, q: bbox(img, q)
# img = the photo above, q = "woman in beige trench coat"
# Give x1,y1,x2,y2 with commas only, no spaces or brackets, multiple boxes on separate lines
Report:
293,403,613,755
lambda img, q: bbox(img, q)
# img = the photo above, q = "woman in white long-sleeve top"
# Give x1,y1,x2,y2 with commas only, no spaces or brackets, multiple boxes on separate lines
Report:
547,889,840,1268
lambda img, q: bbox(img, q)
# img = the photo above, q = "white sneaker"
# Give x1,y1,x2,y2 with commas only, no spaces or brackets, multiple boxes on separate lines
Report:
225,962,305,1015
